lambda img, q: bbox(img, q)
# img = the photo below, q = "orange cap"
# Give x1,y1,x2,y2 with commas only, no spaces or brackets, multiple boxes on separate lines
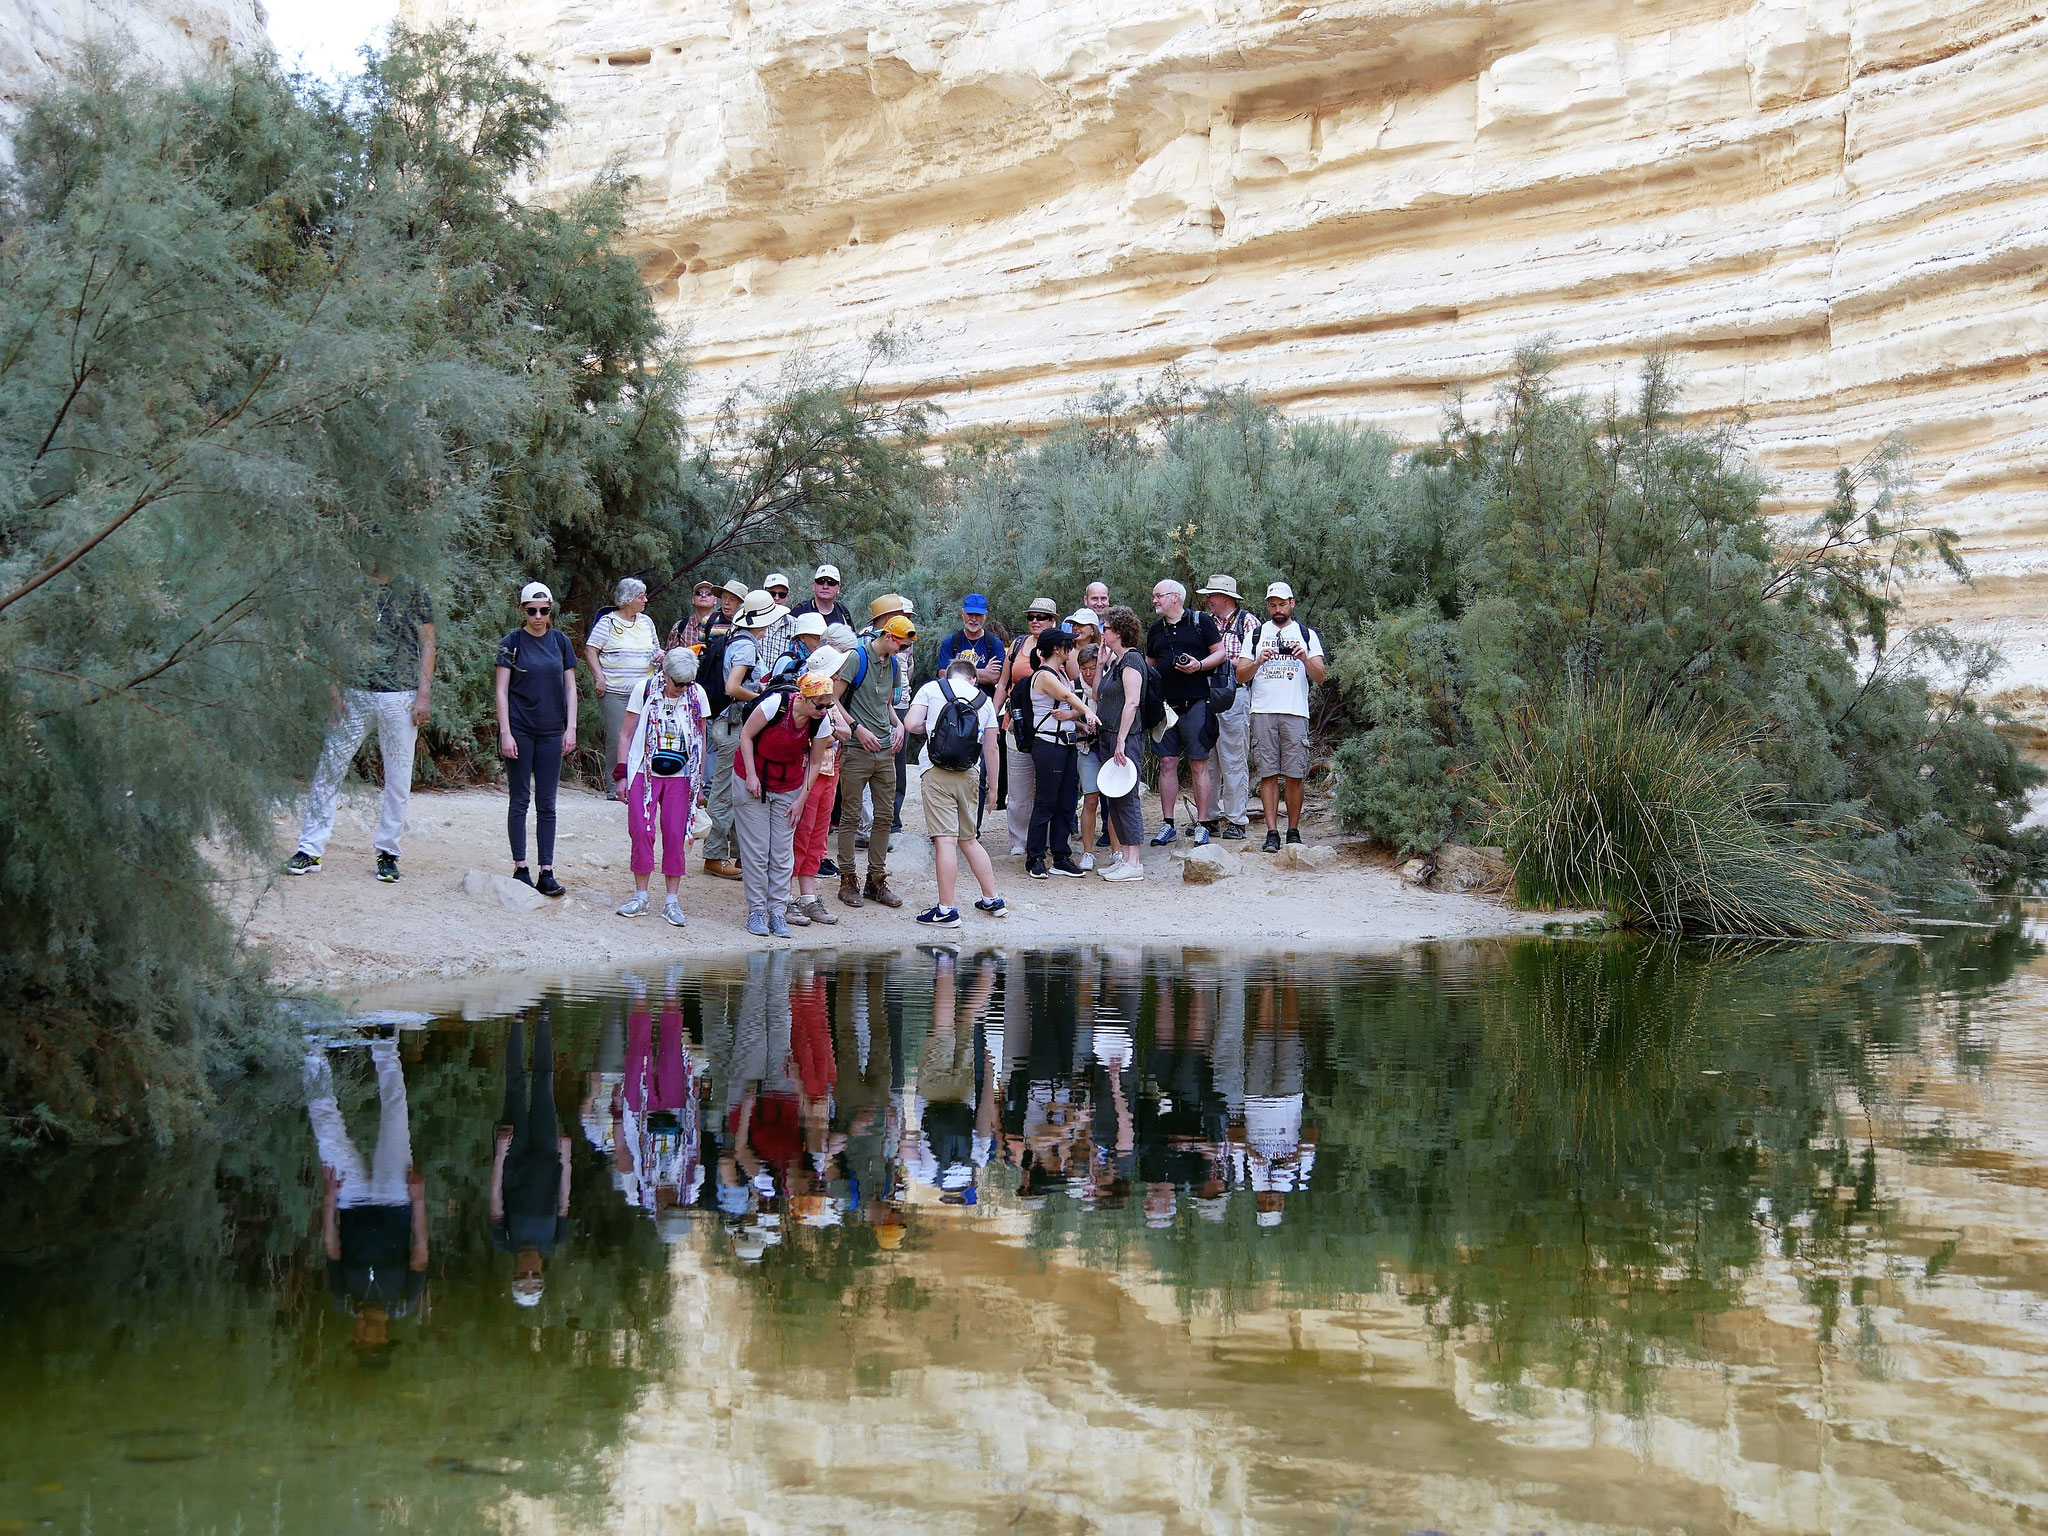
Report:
798,671,835,699
881,614,916,642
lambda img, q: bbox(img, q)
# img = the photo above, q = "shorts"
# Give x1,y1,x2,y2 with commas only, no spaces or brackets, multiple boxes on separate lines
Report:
1252,712,1310,781
1154,699,1211,761
921,766,982,841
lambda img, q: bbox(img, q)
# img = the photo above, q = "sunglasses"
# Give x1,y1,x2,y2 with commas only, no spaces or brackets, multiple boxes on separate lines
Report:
524,604,552,616
815,578,840,587
1028,614,1052,624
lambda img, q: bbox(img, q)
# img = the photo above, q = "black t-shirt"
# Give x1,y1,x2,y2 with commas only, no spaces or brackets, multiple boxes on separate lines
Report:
350,578,434,693
789,599,853,629
329,1204,425,1316
1146,610,1221,704
496,628,579,735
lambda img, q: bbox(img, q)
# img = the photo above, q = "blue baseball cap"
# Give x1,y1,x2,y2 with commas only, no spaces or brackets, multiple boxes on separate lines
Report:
961,593,988,615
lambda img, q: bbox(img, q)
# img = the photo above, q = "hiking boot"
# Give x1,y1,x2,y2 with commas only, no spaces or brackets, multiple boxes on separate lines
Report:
704,858,741,881
1218,822,1248,841
915,905,962,927
286,851,321,876
974,896,1009,918
616,890,651,918
783,900,812,927
536,869,565,897
865,877,903,910
838,876,865,909
376,852,400,883
1150,823,1177,846
1051,856,1086,878
1262,830,1283,853
1285,828,1303,846
1027,858,1049,880
512,866,535,886
801,895,839,926
746,909,770,937
662,894,687,927
817,857,839,877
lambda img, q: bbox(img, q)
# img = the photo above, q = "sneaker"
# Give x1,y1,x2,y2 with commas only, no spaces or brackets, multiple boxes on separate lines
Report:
801,895,839,926
1190,824,1211,848
864,877,903,910
617,891,651,918
512,866,535,886
1101,860,1146,881
1150,823,1177,846
746,910,770,937
1027,858,1049,880
1262,830,1283,853
838,876,864,909
286,851,321,876
817,858,839,878
915,905,962,927
376,852,400,883
1051,856,1086,878
662,895,687,927
888,832,901,854
536,870,565,898
974,896,1009,918
1009,843,1026,857
1095,833,1110,849
1080,853,1096,872
1218,822,1248,841
784,901,812,927
855,833,870,851
769,911,792,938
1285,828,1303,846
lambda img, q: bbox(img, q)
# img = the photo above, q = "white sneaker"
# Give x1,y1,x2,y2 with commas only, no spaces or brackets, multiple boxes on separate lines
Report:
1009,843,1026,857
1079,853,1096,872
617,891,650,918
662,895,687,927
1100,860,1146,881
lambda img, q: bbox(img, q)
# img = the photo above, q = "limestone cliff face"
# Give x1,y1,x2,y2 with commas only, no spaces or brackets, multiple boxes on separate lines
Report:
407,0,2047,668
0,0,268,132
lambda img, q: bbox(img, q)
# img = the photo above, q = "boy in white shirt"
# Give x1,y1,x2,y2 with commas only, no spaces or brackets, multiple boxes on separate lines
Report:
1235,581,1327,851
903,658,1009,926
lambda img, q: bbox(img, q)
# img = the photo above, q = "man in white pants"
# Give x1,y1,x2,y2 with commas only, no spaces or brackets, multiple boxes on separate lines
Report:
307,1036,429,1347
288,571,436,882
1198,574,1260,840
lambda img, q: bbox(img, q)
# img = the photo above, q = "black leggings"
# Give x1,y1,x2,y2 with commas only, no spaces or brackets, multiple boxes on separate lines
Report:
505,728,563,867
1028,740,1079,862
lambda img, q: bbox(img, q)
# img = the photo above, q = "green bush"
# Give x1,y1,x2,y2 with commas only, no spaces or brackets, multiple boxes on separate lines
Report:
1488,685,1883,937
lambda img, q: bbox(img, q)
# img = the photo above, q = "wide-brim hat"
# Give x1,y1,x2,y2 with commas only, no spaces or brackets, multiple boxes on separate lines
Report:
789,611,827,638
1197,574,1242,599
736,591,789,628
720,578,750,602
870,593,912,621
1096,757,1139,799
1026,596,1059,618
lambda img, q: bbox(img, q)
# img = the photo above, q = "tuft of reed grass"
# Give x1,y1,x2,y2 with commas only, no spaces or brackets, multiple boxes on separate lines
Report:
1486,685,1883,938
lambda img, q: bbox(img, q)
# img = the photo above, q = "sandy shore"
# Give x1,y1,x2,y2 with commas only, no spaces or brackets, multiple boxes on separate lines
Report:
232,770,1560,1001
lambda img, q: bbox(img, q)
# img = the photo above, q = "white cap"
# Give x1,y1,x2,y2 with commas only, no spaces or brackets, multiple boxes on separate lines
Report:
1256,1208,1283,1227
790,611,827,638
1066,609,1099,630
519,581,553,605
1266,580,1294,601
764,572,790,591
813,563,841,582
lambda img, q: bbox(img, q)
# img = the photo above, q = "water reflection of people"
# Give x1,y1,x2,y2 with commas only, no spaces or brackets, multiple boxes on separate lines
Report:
1001,954,1094,1203
306,1036,427,1355
903,948,998,1205
618,969,702,1243
491,1006,572,1305
1231,973,1318,1228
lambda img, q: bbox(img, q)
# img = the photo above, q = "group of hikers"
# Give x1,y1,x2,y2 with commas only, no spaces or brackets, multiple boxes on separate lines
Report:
284,561,1326,934
310,947,1315,1342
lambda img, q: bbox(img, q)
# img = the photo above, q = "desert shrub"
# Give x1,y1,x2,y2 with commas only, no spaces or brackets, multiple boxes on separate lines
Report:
1487,685,1883,937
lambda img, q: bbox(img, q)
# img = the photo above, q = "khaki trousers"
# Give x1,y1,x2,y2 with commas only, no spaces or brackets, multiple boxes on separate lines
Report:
837,745,895,882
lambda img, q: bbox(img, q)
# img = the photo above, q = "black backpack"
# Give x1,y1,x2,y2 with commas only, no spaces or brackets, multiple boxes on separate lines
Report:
698,631,734,718
1137,655,1169,733
928,680,983,772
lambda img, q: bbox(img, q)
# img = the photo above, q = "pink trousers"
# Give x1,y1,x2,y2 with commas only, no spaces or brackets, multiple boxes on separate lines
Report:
627,772,695,879
794,769,836,878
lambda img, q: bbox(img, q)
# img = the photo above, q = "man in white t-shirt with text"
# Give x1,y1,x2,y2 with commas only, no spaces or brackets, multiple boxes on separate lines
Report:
903,657,1009,927
1235,580,1326,852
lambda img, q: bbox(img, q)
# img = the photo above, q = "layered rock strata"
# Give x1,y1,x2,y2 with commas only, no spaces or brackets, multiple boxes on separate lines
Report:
406,0,2048,675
